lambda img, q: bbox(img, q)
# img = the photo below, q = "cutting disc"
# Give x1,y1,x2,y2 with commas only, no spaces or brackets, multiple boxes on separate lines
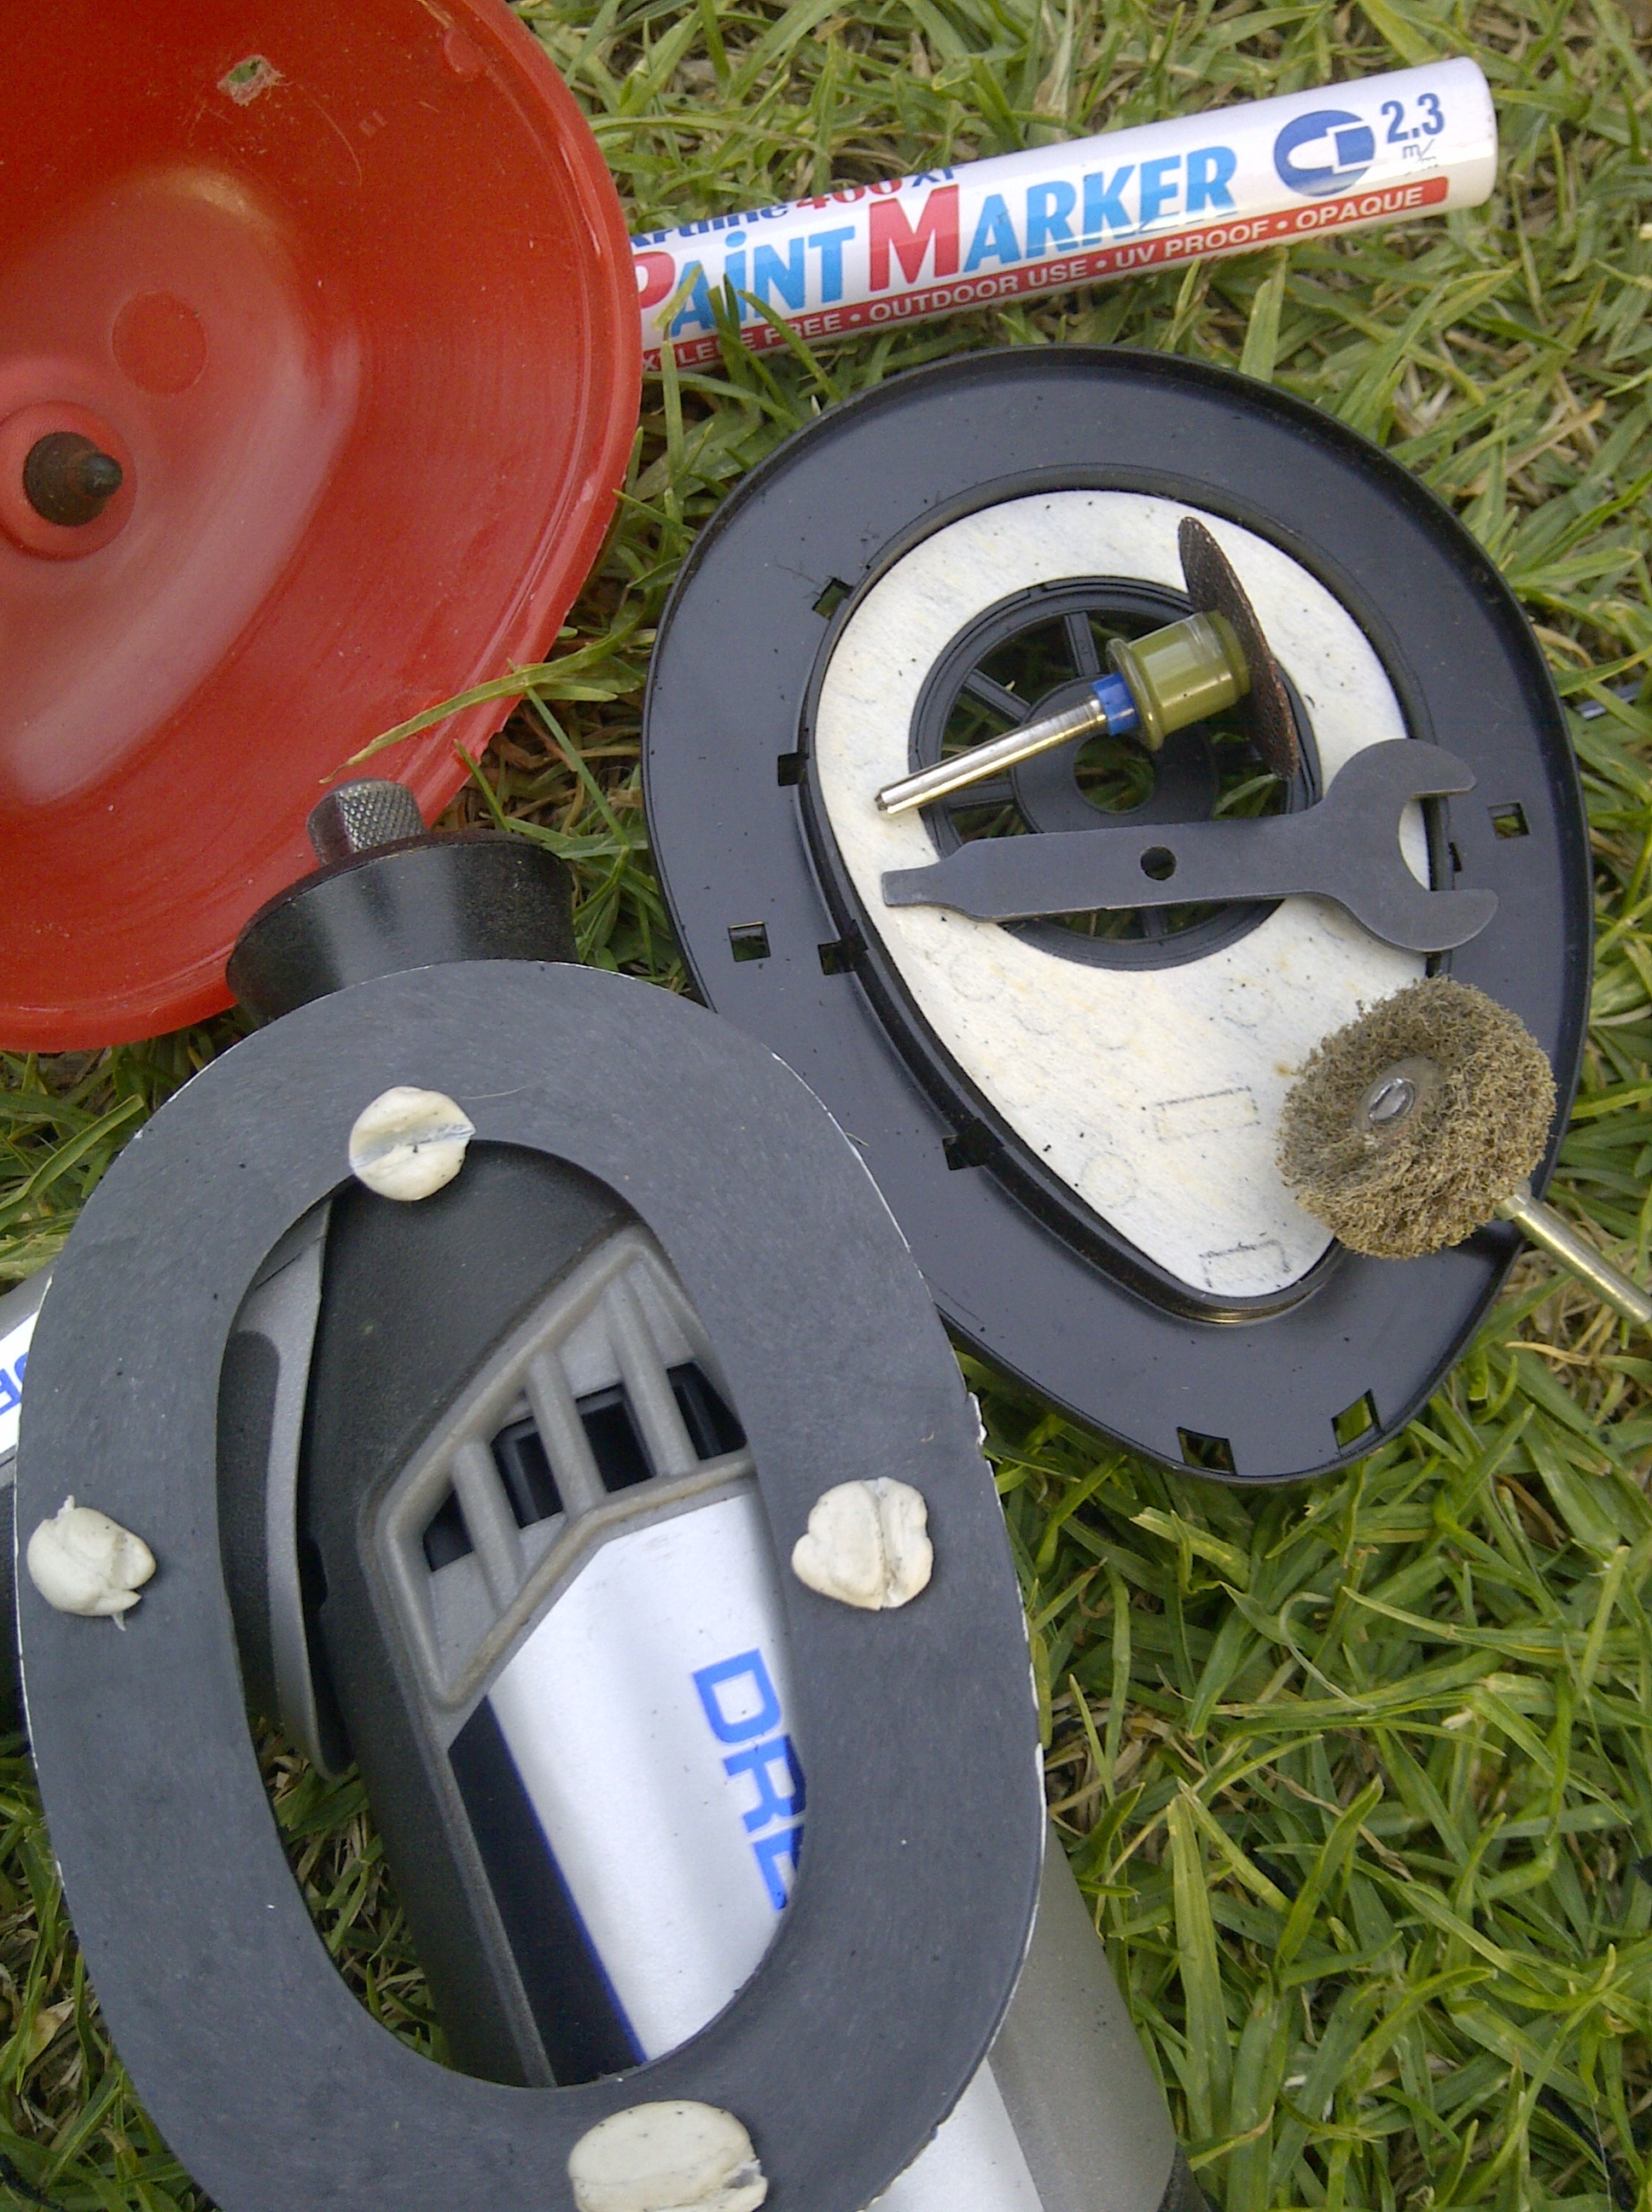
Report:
643,348,1591,1483
1,0,638,1047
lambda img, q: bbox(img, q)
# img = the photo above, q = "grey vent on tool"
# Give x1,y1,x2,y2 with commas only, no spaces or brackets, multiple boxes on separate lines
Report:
308,778,427,864
378,1225,753,1723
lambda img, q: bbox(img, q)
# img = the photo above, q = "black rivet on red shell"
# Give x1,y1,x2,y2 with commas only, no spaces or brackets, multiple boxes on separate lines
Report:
22,433,125,527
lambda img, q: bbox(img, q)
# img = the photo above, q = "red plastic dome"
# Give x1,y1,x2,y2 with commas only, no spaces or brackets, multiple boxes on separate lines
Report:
0,2,639,1047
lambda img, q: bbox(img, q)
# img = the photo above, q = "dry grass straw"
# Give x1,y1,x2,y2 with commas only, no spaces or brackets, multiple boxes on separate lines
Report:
2,0,1650,2203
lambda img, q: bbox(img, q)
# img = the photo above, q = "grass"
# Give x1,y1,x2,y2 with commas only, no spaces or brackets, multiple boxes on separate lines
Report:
2,0,1651,2204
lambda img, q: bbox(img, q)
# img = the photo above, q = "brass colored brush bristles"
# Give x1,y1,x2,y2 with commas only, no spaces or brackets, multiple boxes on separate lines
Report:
1278,978,1556,1259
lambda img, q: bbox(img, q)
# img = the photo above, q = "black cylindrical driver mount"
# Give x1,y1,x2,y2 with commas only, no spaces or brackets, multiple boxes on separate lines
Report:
228,825,578,1022
0,793,573,1736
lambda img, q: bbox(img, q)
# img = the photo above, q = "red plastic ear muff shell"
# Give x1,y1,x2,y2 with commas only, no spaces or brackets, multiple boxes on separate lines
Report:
0,2,639,1049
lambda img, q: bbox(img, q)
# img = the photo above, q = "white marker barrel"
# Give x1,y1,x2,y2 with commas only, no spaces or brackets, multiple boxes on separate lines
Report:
633,58,1496,370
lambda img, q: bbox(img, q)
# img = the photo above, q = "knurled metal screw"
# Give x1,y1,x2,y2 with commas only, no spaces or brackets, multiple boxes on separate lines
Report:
307,779,426,864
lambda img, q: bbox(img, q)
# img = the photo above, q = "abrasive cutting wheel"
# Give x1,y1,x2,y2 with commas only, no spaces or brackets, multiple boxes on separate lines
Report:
0,0,638,1048
643,350,1591,1484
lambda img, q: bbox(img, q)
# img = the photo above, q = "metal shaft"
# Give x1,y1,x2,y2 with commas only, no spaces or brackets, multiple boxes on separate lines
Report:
1497,1183,1652,1329
875,692,1111,818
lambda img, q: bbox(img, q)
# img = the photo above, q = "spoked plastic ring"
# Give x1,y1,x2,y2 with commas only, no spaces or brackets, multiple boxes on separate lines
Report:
903,573,1324,969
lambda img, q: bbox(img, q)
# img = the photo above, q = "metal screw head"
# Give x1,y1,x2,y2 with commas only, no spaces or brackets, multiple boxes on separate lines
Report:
1358,1055,1442,1138
1364,1074,1415,1126
307,779,426,864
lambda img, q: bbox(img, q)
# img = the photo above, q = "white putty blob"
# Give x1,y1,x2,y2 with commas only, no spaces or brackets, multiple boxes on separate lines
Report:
26,1498,156,1619
348,1086,474,1201
791,1477,933,1610
568,2100,768,2212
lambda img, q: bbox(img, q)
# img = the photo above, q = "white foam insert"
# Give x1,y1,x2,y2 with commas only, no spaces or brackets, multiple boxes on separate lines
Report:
812,492,1427,1299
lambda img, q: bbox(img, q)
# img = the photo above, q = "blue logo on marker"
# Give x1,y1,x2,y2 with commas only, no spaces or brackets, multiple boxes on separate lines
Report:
1273,108,1377,196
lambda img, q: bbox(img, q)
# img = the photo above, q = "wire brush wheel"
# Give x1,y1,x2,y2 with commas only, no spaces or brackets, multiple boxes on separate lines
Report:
1277,977,1556,1259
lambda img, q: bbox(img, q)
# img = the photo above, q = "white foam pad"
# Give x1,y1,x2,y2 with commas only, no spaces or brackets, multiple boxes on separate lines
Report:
813,492,1426,1299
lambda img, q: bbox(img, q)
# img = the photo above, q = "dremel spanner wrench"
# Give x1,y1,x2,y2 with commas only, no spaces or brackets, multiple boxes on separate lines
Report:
881,740,1497,956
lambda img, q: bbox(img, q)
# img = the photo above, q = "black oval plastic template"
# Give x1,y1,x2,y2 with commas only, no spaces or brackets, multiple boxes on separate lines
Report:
643,349,1591,1483
16,962,1044,2212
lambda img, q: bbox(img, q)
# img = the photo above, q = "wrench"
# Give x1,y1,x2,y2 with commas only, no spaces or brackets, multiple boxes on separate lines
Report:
880,741,1497,956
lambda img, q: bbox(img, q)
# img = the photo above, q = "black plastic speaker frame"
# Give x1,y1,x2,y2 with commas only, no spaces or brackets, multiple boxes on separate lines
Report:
643,347,1591,1485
